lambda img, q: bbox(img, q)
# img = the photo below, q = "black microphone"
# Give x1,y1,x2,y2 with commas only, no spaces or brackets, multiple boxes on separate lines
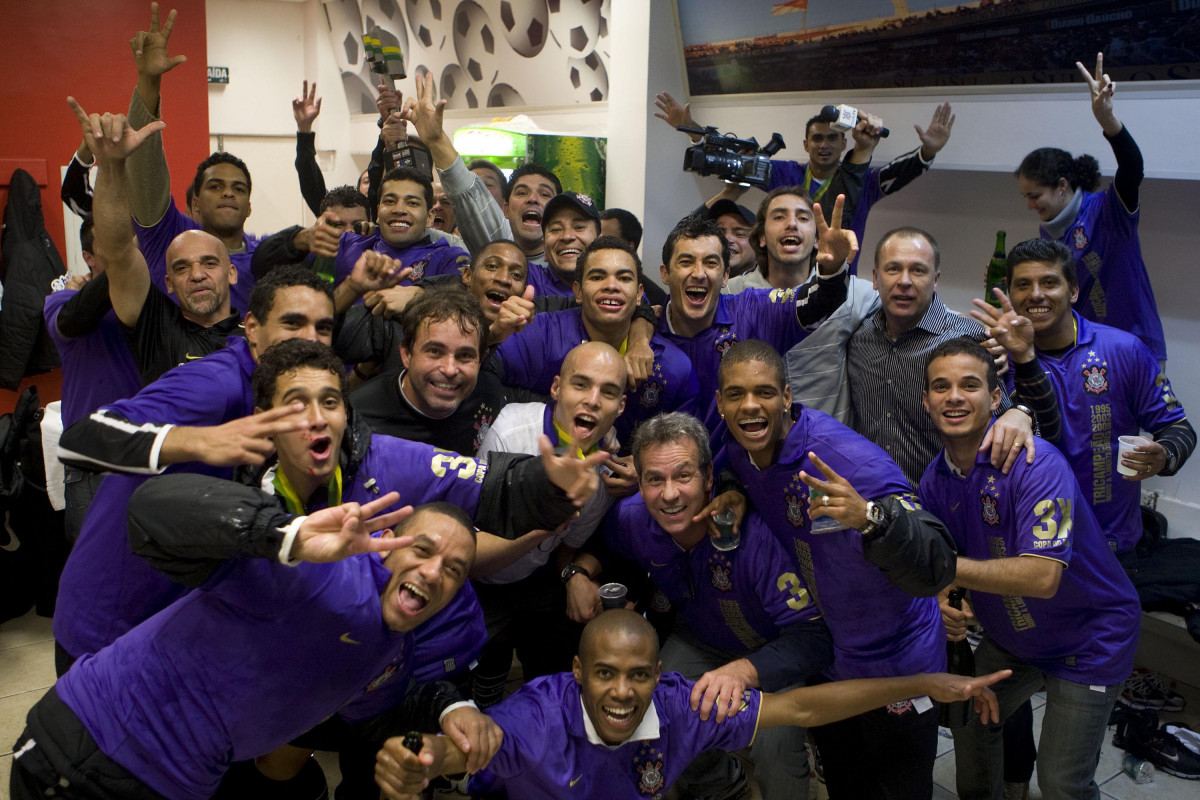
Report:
818,104,890,138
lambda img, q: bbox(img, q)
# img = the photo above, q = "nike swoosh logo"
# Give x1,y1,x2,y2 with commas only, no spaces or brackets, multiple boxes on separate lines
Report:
650,560,668,567
340,632,361,645
183,352,204,360
950,502,961,511
570,774,583,787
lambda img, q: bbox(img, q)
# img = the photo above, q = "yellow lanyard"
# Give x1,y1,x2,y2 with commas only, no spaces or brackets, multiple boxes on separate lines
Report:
802,164,832,204
553,419,602,461
273,465,343,515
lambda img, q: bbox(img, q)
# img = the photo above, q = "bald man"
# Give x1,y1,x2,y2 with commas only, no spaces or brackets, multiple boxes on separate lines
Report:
71,95,241,384
470,341,629,706
378,610,1008,799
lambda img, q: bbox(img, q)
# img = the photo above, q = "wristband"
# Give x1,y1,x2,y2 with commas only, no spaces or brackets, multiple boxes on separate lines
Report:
277,516,308,566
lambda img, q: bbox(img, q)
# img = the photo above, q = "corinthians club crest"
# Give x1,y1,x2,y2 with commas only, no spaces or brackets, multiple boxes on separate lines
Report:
1082,363,1109,396
709,553,733,592
635,743,666,796
981,493,1000,527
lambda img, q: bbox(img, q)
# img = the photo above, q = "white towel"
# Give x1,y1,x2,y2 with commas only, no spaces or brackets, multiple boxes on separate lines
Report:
40,401,66,511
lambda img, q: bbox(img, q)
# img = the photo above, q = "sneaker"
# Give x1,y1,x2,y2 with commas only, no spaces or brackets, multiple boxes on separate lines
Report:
1119,668,1187,712
1146,724,1200,779
1111,706,1159,755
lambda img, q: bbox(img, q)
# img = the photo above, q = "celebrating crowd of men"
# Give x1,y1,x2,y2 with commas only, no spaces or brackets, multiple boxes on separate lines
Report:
12,5,1196,800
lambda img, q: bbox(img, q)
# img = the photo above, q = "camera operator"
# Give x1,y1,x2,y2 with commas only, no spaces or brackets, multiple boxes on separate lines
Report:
656,93,954,273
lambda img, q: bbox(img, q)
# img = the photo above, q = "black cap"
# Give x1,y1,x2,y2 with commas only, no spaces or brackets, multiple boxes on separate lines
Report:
542,191,601,229
706,199,755,225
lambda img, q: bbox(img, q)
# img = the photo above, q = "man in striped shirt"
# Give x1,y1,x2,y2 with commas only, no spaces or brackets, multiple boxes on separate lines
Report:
846,227,1042,485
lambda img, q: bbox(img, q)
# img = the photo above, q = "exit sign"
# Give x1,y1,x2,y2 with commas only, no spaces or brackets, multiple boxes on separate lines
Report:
207,66,229,84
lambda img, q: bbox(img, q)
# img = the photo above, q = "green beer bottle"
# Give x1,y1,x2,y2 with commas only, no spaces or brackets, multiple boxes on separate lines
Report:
984,231,1007,308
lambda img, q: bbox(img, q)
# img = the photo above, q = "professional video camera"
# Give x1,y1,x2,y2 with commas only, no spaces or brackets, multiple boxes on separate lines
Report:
678,126,786,188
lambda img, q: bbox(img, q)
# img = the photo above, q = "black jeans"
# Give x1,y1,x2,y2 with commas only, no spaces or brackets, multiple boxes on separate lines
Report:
9,686,166,800
810,694,941,799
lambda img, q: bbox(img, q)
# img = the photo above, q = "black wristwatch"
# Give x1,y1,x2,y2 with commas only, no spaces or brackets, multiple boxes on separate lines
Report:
858,500,892,542
561,563,592,585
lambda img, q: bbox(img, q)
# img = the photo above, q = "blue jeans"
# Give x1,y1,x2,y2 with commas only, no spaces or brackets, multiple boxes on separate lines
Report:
661,631,810,800
953,637,1120,800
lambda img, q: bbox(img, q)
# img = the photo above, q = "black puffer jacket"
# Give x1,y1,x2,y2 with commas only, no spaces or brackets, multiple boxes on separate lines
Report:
0,169,64,388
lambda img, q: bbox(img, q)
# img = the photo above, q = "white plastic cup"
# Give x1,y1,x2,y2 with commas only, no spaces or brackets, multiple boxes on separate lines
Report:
1117,435,1152,476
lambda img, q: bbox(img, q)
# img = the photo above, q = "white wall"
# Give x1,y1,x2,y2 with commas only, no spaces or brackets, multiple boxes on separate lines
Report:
204,0,1198,529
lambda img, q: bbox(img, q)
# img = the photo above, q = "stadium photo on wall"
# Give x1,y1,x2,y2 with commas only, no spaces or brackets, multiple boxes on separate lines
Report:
678,0,1200,95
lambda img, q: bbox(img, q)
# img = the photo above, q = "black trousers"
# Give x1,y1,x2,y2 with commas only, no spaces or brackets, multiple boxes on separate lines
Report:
810,695,941,800
9,686,166,800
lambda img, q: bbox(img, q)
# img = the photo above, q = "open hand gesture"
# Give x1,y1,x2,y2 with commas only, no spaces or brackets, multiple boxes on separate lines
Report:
538,435,610,507
654,91,697,131
131,3,187,79
812,194,859,275
293,80,322,132
1077,52,1120,135
915,102,955,159
68,97,165,165
292,492,414,563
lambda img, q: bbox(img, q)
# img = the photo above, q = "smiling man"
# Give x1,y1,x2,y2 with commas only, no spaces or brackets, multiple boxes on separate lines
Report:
655,212,850,434
9,476,476,800
335,166,471,288
525,191,601,298
494,236,700,448
470,342,628,707
377,609,1008,800
917,337,1140,800
847,226,1040,486
599,413,833,800
972,238,1194,559
351,286,508,457
716,339,957,800
68,95,244,386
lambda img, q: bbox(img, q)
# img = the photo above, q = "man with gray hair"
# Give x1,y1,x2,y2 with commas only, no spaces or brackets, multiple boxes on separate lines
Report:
597,412,834,799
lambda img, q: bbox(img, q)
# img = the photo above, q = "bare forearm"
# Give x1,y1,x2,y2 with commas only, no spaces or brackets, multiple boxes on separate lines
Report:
763,673,931,729
470,530,547,578
954,555,1061,599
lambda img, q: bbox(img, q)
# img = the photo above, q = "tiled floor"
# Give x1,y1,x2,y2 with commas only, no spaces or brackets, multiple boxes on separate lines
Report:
0,608,57,795
2,607,1197,798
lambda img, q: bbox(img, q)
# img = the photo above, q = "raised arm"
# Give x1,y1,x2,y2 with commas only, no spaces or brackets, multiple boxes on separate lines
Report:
654,90,701,141
61,139,95,218
405,73,507,256
67,97,163,328
125,2,188,225
293,79,326,216
1077,53,1141,211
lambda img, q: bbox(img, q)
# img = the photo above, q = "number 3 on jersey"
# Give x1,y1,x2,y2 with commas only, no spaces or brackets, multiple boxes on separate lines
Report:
431,454,479,480
1031,498,1073,544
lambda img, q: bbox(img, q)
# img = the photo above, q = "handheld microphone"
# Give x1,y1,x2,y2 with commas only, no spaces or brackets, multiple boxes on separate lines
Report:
818,105,890,138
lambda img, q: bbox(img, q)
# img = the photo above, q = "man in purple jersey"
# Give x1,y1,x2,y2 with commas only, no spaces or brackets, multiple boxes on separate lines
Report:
54,266,339,672
334,166,471,288
971,238,1193,556
9,483,478,800
655,210,851,434
43,218,143,542
120,4,263,317
716,339,955,800
917,338,1140,800
494,237,701,450
375,610,1008,800
602,413,833,799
